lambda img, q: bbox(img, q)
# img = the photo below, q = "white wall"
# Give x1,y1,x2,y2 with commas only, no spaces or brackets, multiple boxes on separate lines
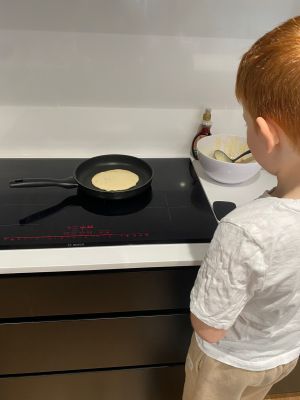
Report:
0,0,299,157
0,31,250,109
0,106,245,158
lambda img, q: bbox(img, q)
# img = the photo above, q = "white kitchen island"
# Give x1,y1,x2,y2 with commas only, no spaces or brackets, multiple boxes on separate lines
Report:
1,160,295,400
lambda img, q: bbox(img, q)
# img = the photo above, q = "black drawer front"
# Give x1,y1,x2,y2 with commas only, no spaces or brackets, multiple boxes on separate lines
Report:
0,365,185,400
0,266,198,318
0,314,192,375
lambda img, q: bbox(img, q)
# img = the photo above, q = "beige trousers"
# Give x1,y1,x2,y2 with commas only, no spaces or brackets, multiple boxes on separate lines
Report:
182,334,298,400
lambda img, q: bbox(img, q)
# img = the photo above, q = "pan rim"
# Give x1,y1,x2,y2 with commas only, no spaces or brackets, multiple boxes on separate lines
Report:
74,154,153,193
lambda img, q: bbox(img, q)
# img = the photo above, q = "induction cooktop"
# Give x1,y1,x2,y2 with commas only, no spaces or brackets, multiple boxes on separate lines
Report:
0,158,218,249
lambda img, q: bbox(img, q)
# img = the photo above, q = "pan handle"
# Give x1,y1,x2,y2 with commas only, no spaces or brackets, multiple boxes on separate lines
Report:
9,176,78,189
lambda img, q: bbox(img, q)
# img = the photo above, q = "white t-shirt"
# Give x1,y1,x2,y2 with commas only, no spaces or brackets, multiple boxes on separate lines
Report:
191,191,300,371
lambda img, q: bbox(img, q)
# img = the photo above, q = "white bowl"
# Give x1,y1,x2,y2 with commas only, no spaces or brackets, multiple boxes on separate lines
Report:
196,134,261,184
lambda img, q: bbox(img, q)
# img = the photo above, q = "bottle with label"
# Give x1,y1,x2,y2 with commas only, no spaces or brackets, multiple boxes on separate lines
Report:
191,108,212,159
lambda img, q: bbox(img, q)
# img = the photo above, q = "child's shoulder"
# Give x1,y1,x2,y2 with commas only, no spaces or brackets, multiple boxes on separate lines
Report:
223,197,273,221
221,197,291,236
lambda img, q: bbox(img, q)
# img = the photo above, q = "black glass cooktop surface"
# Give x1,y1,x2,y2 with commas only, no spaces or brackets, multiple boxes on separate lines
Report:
0,158,217,249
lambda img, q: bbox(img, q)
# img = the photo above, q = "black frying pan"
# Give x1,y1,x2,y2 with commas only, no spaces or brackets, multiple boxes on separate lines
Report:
9,154,153,200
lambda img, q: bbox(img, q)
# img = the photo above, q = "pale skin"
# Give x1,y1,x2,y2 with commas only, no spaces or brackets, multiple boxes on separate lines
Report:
244,109,300,200
192,106,300,343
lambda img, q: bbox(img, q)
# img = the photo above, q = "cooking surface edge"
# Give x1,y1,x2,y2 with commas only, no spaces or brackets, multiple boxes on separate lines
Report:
0,158,217,250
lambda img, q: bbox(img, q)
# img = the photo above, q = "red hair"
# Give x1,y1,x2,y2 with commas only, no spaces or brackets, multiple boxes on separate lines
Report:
236,16,300,149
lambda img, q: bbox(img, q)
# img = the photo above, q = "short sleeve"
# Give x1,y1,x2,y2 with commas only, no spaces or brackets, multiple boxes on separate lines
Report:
190,221,266,330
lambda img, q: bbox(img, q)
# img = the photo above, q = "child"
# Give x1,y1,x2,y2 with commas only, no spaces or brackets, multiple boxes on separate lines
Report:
183,16,300,400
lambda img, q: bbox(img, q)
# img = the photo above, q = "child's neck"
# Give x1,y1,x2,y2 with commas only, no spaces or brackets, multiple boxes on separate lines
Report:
269,142,300,199
272,185,300,199
272,171,300,199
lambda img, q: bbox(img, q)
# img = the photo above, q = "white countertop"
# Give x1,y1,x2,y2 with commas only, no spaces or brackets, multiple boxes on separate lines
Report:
0,159,276,274
192,160,276,208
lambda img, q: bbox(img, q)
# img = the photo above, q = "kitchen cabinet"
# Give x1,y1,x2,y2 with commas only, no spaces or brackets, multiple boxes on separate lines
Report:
0,265,298,397
0,266,198,399
0,366,185,400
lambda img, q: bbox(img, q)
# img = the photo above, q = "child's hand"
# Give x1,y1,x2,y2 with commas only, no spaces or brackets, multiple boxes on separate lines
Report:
190,312,226,343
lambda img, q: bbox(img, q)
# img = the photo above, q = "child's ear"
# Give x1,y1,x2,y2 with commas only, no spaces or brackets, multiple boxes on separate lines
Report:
256,116,280,153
